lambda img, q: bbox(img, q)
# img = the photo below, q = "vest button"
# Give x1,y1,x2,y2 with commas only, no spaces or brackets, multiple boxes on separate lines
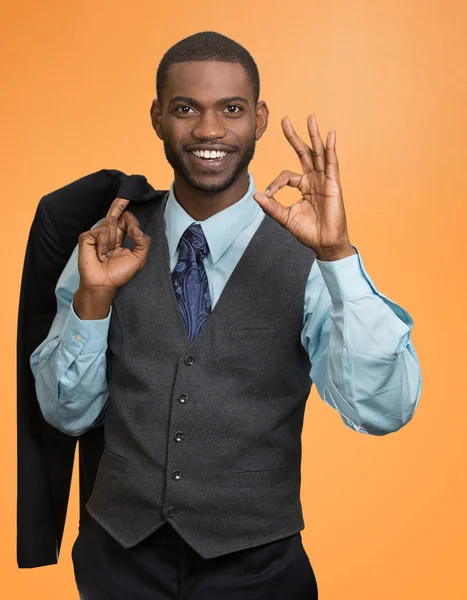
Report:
184,356,194,366
178,393,189,403
174,431,184,442
166,506,176,517
172,470,181,480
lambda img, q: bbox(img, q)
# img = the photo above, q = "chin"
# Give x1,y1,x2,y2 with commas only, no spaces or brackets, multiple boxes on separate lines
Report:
186,175,235,195
181,165,239,195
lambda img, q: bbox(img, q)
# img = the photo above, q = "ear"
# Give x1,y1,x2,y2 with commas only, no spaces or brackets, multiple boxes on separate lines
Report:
255,101,269,141
150,99,164,140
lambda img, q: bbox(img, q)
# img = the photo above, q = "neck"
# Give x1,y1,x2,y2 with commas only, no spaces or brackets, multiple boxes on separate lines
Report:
173,170,249,221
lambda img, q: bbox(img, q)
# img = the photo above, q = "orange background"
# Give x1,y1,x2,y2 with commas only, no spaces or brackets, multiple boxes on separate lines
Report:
2,0,466,598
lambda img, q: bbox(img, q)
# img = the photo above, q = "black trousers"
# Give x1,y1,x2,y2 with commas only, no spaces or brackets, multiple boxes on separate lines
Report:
72,512,318,599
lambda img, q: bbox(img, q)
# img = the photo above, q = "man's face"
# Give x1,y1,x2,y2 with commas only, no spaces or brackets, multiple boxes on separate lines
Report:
151,61,268,194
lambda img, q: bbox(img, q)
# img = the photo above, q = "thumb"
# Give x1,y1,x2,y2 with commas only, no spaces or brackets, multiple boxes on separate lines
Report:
129,226,151,262
253,192,288,227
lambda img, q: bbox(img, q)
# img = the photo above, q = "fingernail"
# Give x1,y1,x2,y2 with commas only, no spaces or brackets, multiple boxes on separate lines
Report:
265,188,270,195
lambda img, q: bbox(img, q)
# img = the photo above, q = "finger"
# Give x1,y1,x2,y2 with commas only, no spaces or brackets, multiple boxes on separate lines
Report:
253,192,289,228
79,225,110,262
105,197,130,220
281,117,314,174
325,130,340,183
106,215,118,254
126,220,151,265
92,197,130,260
106,211,142,258
108,209,137,252
79,225,108,245
264,170,302,197
306,114,326,174
113,214,128,248
81,222,118,262
97,226,110,261
103,210,138,258
119,211,142,238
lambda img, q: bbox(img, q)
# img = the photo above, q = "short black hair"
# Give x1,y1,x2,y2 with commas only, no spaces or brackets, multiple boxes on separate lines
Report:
156,31,260,106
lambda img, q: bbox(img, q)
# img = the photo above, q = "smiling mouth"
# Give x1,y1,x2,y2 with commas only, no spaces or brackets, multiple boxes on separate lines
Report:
187,150,233,169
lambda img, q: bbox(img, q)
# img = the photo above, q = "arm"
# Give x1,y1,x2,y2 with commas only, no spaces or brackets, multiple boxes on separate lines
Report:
302,246,422,435
29,222,113,436
30,196,151,437
252,114,421,434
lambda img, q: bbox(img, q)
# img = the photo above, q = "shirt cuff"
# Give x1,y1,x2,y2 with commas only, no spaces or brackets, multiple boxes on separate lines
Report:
316,245,376,302
60,302,113,354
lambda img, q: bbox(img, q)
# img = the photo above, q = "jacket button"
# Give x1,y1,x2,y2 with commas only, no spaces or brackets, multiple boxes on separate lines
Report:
184,356,194,366
166,506,176,517
172,470,181,480
178,393,189,403
174,431,184,442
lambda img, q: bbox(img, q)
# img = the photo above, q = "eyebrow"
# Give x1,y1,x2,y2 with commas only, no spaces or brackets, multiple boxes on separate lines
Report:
168,95,250,107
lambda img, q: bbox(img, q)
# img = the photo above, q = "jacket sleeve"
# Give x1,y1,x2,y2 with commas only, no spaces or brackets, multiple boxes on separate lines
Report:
17,202,79,567
18,169,153,568
30,222,112,436
302,246,422,436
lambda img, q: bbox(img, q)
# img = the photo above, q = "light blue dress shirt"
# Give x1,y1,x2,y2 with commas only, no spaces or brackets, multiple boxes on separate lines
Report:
30,173,422,437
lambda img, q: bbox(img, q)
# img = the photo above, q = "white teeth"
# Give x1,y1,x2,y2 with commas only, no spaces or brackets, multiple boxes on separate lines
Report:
191,150,228,159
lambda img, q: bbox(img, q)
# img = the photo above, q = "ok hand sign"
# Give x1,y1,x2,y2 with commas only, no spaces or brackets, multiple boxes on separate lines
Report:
253,115,355,261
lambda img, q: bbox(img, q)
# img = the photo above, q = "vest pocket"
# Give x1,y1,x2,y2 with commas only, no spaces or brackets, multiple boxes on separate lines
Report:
234,466,290,487
104,448,128,463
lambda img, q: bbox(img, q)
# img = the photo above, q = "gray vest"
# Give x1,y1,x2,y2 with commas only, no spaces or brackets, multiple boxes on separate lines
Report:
86,191,317,559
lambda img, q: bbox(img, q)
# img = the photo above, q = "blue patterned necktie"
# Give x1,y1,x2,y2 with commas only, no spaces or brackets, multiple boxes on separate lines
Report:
171,224,212,342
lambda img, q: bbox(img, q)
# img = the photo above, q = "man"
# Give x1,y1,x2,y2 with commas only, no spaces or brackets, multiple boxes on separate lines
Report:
30,30,422,599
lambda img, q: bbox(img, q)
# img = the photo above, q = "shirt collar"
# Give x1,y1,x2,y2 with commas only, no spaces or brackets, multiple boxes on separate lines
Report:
164,172,260,264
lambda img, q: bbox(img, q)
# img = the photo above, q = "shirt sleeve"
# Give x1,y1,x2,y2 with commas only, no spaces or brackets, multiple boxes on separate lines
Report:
301,245,422,435
29,222,112,436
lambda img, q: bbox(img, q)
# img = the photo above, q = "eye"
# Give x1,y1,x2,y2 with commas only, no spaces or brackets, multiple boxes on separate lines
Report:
224,105,243,114
173,104,244,115
175,105,194,114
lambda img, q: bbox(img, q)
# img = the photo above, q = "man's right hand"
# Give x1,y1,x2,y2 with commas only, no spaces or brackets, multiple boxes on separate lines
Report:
77,197,151,292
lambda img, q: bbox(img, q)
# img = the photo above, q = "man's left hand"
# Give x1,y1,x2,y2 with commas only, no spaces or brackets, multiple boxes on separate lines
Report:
253,114,356,261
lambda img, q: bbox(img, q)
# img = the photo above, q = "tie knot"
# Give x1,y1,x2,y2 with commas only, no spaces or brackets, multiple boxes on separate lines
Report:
178,224,210,262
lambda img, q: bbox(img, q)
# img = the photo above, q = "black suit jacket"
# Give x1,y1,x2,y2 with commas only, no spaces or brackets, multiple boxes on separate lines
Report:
16,169,159,568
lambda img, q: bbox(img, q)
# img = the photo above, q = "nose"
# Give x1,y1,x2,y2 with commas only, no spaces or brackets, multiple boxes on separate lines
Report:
191,109,227,140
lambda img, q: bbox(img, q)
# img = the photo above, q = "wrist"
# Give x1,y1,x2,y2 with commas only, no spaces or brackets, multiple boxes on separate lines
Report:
315,243,356,262
73,285,116,320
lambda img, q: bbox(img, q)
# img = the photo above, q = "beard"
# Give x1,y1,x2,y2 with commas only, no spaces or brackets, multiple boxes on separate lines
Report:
162,135,256,195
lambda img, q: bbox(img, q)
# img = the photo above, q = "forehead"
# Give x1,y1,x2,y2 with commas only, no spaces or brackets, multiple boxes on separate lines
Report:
165,61,252,103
